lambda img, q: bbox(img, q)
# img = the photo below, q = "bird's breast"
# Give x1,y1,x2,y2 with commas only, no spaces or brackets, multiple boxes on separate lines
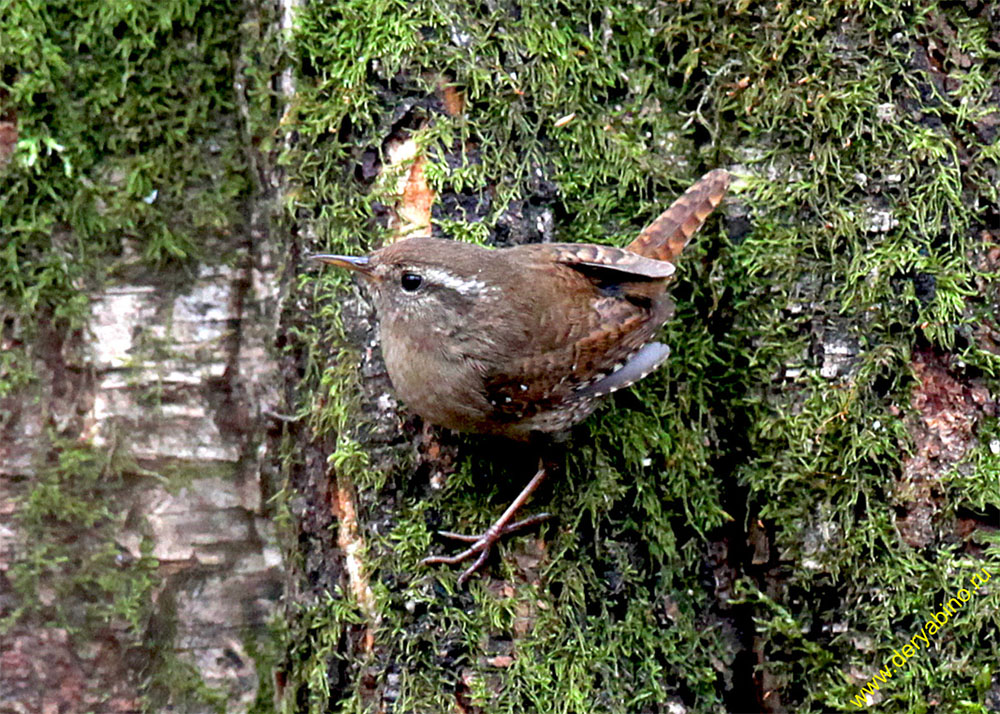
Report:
380,324,494,433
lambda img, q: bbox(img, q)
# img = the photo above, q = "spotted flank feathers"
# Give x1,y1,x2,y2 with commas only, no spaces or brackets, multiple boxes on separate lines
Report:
573,342,671,398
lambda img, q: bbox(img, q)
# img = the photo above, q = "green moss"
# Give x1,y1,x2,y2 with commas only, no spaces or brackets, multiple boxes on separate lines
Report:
136,572,231,714
275,593,367,714
0,342,34,399
2,442,159,634
1,0,279,710
282,0,1000,711
948,417,1000,510
2,439,245,711
0,0,250,325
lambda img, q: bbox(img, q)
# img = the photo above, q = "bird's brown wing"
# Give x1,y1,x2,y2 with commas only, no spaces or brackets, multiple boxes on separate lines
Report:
551,243,676,279
479,244,675,434
475,172,729,435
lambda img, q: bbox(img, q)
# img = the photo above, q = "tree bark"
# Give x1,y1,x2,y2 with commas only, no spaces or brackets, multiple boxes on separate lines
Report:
3,1,999,713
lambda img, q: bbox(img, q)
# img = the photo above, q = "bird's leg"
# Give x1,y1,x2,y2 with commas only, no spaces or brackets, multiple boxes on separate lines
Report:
436,513,552,543
421,466,550,586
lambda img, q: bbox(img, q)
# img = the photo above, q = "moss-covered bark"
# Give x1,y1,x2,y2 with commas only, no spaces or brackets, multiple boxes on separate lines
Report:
280,1,1000,713
1,1,284,712
3,0,998,712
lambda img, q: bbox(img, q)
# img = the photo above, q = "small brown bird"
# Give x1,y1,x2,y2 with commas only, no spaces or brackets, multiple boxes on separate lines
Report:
313,169,730,584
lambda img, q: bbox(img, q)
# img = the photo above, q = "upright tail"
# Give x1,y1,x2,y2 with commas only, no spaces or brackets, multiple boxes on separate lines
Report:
626,169,730,263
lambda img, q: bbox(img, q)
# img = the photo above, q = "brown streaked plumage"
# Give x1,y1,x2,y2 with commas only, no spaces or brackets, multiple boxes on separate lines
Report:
312,168,730,584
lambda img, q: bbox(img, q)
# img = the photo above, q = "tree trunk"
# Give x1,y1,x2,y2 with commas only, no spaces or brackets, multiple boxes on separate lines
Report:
1,1,285,711
3,1,999,713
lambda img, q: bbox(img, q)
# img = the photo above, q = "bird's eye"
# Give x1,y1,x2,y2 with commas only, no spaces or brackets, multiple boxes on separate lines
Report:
400,272,423,292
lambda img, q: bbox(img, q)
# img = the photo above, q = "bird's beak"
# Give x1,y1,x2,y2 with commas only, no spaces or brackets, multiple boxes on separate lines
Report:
309,254,376,279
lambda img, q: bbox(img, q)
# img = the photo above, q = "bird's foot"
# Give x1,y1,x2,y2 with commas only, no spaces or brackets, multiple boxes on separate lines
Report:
421,467,550,586
421,513,552,586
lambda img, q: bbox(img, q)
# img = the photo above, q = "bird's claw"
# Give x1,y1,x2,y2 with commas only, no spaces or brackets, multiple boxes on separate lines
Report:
421,512,553,586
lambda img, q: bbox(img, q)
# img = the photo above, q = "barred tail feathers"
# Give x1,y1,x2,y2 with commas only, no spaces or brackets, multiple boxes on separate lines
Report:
626,169,730,263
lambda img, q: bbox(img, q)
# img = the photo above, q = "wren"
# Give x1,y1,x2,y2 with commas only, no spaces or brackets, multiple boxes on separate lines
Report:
313,169,730,585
